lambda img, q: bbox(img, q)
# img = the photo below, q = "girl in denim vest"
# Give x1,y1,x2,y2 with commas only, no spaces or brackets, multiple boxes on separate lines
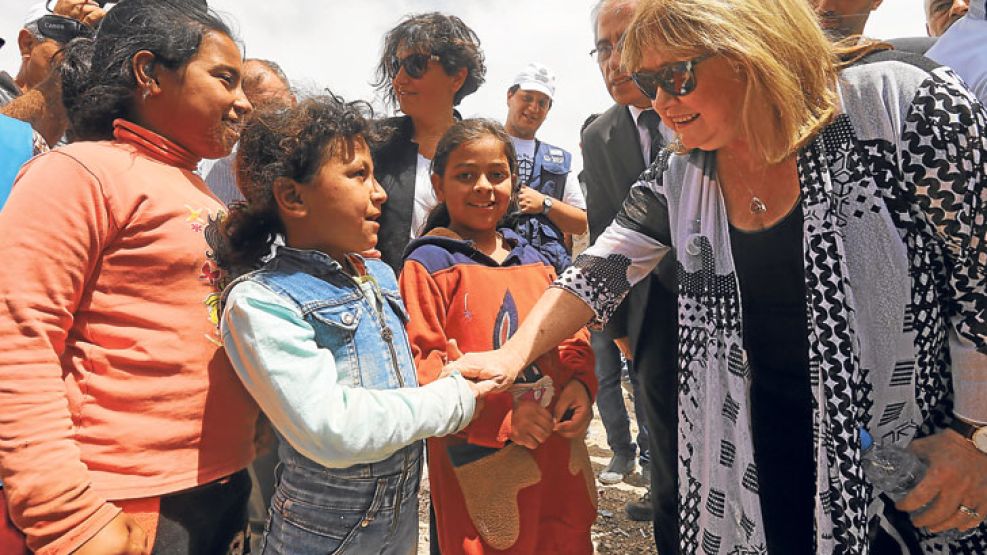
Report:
399,119,598,554
209,95,493,555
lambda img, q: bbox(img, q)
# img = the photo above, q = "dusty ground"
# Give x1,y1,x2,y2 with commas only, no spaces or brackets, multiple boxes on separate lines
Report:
417,383,658,554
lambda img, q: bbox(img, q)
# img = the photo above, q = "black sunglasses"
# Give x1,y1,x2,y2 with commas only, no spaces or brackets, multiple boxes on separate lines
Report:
389,53,441,79
631,54,711,99
37,14,94,44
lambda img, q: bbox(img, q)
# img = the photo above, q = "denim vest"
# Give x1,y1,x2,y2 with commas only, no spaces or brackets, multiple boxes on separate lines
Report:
227,247,422,478
513,140,573,274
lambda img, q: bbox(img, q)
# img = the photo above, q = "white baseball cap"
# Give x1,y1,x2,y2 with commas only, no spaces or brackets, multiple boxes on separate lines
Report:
511,62,557,100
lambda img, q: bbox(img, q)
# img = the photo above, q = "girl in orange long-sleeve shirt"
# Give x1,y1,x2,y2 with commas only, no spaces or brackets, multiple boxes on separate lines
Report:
0,3,257,554
399,119,598,555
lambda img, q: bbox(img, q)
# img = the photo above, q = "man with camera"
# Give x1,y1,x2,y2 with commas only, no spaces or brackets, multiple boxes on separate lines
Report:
1,1,106,106
0,1,106,209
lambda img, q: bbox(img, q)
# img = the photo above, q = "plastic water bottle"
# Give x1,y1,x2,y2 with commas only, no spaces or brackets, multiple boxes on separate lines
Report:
860,429,927,501
860,429,972,542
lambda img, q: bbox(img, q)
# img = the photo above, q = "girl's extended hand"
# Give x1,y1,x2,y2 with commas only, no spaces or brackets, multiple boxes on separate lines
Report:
510,400,554,449
553,380,593,438
443,339,497,418
896,429,987,533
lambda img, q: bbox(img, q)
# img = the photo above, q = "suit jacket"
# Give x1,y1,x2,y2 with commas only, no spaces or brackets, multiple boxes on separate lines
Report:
581,102,680,551
581,104,677,348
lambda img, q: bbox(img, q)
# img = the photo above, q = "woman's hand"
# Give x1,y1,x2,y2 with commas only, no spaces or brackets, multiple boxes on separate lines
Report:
445,348,526,392
517,186,547,215
510,400,554,449
53,0,107,27
896,429,987,533
75,513,149,555
553,380,593,438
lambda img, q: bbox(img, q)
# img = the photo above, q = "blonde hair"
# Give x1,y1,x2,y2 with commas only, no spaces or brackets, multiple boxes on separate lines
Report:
621,0,840,163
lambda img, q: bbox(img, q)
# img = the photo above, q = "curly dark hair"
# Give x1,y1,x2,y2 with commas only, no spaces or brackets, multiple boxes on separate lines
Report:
373,12,486,107
207,94,390,278
422,118,520,235
59,0,235,141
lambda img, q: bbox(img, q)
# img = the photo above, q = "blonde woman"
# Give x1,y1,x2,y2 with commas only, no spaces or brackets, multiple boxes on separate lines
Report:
448,0,987,553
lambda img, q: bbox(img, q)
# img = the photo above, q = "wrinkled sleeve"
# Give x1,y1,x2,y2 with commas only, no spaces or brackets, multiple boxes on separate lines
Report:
554,171,674,330
899,68,987,422
221,281,475,468
0,152,121,555
558,327,598,401
399,259,515,448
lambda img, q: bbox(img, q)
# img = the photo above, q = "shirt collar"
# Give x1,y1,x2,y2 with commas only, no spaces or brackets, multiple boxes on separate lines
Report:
627,104,649,126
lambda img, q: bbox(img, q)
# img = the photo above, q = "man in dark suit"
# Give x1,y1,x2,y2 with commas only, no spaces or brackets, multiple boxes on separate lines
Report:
580,1,679,550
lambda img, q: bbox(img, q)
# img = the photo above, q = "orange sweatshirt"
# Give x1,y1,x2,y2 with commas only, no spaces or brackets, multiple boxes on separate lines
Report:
0,124,258,554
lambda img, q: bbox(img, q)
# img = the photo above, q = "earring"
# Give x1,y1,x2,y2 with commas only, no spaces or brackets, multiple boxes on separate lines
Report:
141,88,150,101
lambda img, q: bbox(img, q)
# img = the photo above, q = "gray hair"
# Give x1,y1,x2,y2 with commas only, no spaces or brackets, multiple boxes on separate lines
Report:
590,0,639,41
244,58,290,90
23,20,46,42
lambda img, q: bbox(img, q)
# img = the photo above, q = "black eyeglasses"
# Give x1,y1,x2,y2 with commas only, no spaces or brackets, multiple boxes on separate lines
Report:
36,14,94,44
589,35,624,64
631,54,711,99
389,53,441,79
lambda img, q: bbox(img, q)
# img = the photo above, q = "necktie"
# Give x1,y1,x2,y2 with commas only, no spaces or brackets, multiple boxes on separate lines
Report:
638,109,663,164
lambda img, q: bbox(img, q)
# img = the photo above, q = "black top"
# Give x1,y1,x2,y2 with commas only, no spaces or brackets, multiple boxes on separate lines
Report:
372,115,419,274
730,202,814,554
372,112,463,274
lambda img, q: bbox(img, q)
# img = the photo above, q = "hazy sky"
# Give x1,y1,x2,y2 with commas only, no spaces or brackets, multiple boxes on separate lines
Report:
0,0,929,169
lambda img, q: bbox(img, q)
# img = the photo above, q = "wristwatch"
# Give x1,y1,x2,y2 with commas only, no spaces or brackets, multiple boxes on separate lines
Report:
542,197,554,215
949,417,987,454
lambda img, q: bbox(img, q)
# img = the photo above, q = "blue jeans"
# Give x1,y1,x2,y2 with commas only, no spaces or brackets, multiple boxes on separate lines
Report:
260,442,422,555
591,331,649,465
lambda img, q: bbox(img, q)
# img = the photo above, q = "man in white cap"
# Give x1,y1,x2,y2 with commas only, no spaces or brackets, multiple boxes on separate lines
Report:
503,62,587,274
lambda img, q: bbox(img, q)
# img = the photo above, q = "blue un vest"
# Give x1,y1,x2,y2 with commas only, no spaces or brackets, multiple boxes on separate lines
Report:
514,140,572,273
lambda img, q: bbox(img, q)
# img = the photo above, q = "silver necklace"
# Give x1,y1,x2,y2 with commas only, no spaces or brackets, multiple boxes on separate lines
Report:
748,190,767,214
720,168,769,215
718,153,777,215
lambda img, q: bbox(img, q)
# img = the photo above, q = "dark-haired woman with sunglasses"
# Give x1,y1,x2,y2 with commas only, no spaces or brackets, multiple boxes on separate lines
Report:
447,0,987,554
0,1,257,554
371,12,486,272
